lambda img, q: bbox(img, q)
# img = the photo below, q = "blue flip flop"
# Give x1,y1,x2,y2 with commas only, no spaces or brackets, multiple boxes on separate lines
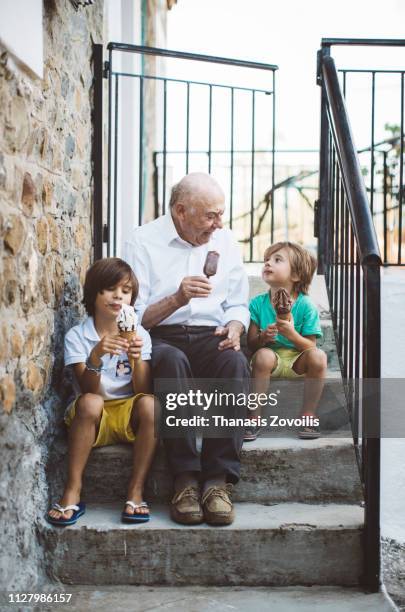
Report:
121,500,150,523
46,502,86,526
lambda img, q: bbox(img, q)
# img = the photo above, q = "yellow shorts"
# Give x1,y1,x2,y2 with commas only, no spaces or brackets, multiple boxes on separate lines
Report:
252,347,308,379
64,394,150,448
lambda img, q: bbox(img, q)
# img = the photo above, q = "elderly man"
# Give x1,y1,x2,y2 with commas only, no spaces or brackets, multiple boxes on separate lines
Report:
124,172,250,526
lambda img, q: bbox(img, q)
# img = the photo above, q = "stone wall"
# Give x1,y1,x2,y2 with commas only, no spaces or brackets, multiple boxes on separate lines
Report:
0,0,104,589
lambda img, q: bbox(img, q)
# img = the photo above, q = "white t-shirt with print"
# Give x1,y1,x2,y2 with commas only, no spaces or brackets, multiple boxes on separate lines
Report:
64,316,152,400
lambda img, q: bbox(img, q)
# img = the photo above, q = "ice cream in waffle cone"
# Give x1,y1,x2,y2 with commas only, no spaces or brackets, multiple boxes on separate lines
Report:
117,304,138,370
272,288,293,321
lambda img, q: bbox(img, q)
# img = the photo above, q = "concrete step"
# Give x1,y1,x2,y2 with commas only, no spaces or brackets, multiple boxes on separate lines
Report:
32,585,397,612
41,502,364,587
52,437,363,506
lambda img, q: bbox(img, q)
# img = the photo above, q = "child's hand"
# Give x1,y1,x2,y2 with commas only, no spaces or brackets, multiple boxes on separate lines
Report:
261,324,278,344
92,334,129,360
127,336,143,362
276,315,295,340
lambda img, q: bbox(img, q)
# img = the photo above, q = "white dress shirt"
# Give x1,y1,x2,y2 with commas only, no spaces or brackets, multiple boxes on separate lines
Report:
123,213,249,330
64,316,152,400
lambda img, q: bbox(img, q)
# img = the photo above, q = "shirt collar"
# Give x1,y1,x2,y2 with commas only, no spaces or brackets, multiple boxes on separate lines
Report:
83,316,100,341
163,212,183,246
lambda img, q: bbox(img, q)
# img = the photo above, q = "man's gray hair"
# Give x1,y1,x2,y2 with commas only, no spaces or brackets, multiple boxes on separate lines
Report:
169,181,184,208
169,173,224,209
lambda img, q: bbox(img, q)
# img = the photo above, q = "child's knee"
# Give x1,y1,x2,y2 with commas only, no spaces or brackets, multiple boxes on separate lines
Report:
252,348,277,372
133,395,159,425
307,348,327,371
75,393,104,421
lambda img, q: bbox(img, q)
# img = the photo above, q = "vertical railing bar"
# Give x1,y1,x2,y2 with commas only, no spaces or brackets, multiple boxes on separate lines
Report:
353,246,360,447
355,251,361,381
318,76,331,275
398,72,404,263
343,70,347,97
230,87,234,230
343,194,350,378
250,89,256,262
186,81,190,174
349,224,355,380
208,84,213,174
363,264,381,591
271,71,276,244
163,78,167,215
383,151,388,263
107,47,113,257
333,158,339,330
113,74,119,256
92,43,104,261
338,182,345,356
138,76,144,226
370,71,376,214
330,143,336,312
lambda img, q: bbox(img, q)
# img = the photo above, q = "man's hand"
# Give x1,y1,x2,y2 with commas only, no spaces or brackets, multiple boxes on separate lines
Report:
127,336,143,362
275,315,295,340
260,324,278,345
91,334,129,363
174,276,212,306
214,321,244,351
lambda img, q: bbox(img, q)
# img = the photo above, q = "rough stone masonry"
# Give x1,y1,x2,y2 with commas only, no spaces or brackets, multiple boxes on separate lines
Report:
0,0,104,589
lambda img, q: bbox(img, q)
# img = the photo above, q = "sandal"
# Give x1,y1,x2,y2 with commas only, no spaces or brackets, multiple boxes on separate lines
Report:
46,502,86,527
121,500,150,523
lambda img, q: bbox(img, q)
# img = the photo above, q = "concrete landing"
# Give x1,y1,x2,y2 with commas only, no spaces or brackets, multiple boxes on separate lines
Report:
41,502,363,587
31,585,397,612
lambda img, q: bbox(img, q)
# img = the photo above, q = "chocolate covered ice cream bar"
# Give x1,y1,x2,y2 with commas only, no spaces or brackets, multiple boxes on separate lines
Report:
272,288,292,320
203,251,220,278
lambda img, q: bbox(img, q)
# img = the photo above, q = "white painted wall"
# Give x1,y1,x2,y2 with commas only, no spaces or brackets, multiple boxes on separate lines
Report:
106,0,142,256
381,268,405,544
0,0,43,78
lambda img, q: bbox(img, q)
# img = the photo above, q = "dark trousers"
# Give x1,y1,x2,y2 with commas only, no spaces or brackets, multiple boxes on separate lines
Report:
151,325,250,484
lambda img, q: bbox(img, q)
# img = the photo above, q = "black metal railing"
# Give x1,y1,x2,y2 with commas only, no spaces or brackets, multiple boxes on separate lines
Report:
93,43,278,261
317,41,384,591
328,39,405,264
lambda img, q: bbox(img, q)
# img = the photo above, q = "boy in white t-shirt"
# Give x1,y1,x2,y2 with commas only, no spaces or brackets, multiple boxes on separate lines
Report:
47,258,158,526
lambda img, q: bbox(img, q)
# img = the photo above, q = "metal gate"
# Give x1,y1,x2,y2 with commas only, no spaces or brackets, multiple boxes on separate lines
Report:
93,43,278,262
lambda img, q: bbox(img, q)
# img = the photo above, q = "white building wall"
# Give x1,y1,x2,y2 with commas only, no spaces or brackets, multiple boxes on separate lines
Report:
381,268,405,545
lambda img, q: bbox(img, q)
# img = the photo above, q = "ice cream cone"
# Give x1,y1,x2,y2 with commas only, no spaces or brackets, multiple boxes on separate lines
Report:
119,330,137,370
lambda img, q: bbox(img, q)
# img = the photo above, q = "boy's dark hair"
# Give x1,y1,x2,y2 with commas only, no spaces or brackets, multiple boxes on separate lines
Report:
263,241,317,295
83,257,139,317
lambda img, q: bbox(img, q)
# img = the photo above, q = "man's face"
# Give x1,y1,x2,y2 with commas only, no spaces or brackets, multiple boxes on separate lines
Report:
174,194,225,246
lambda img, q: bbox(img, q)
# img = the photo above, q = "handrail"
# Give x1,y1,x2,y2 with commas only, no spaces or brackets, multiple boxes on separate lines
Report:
322,38,405,47
107,42,278,72
318,43,383,592
321,56,382,266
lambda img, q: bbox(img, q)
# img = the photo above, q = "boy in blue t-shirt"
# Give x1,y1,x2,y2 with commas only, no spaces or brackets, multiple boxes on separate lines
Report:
47,258,158,526
245,242,327,441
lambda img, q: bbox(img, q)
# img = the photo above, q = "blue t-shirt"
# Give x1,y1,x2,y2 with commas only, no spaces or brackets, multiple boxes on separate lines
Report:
249,292,322,350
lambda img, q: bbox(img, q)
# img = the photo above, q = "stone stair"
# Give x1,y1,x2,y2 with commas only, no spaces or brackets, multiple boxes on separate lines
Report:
40,274,366,590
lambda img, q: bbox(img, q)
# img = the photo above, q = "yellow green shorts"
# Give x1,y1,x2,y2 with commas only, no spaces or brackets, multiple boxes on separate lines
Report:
252,347,307,379
64,394,149,448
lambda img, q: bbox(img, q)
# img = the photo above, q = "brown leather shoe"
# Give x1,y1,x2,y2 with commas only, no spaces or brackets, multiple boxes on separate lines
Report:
201,484,234,525
170,486,203,525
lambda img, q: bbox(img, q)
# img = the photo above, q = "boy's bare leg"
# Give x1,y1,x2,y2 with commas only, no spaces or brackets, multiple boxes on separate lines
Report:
292,348,327,415
125,395,159,515
250,348,278,417
48,393,103,520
